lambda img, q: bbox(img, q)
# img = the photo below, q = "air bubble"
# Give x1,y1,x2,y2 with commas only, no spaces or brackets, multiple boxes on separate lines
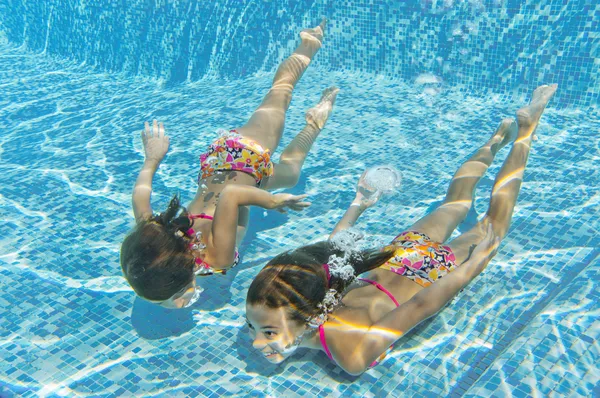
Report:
364,165,402,194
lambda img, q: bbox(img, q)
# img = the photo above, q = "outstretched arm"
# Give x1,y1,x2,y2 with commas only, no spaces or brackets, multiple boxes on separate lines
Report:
334,224,500,375
132,120,170,222
330,171,380,239
207,185,311,268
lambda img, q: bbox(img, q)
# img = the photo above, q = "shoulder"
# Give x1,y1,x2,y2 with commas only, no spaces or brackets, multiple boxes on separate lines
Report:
135,213,153,224
321,320,370,376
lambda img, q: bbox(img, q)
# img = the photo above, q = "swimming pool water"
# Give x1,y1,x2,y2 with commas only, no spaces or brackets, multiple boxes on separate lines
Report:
1,1,599,397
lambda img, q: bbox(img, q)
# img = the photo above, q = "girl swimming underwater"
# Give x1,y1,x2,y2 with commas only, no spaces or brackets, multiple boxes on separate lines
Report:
121,19,339,309
245,84,557,375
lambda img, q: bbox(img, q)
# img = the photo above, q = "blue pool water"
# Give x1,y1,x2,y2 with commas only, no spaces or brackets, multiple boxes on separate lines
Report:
1,1,599,397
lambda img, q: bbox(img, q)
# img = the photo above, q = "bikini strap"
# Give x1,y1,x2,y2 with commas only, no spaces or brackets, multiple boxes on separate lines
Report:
358,278,400,307
318,324,334,361
322,263,331,287
188,213,214,220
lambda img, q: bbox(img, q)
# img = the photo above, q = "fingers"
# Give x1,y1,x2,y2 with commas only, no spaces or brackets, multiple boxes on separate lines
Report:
290,194,311,209
292,201,311,209
143,120,166,139
373,191,381,202
486,223,493,237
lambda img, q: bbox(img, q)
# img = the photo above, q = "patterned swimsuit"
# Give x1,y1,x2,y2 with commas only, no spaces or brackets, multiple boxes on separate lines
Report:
319,232,458,369
380,231,457,287
199,131,274,185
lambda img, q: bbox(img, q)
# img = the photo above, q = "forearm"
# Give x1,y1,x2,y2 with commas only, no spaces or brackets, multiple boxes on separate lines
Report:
374,262,476,341
132,159,159,221
220,185,276,208
330,199,367,239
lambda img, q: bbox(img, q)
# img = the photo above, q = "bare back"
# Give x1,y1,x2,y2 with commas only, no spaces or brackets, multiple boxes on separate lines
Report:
187,170,256,244
336,269,425,325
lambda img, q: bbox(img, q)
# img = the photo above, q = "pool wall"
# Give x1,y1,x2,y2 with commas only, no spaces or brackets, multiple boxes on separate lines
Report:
0,0,598,107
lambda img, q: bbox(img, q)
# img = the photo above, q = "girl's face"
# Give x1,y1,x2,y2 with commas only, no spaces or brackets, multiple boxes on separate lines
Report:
246,304,306,364
146,278,201,309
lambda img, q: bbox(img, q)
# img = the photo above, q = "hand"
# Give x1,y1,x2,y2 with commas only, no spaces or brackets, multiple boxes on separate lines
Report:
353,170,380,209
467,223,501,276
271,193,311,213
142,120,170,163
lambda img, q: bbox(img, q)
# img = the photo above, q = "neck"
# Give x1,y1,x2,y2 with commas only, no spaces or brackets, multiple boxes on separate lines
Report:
298,327,321,350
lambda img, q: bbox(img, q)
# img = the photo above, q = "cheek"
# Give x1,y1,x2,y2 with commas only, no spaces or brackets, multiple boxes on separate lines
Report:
268,337,289,351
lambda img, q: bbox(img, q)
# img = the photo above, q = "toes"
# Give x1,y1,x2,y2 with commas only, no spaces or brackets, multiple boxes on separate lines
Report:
318,17,327,34
301,18,327,43
322,87,339,104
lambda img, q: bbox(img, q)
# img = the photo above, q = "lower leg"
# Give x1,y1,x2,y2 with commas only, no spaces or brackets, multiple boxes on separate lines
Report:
262,87,338,190
442,118,518,209
408,118,517,242
486,84,557,239
236,19,326,151
449,84,557,262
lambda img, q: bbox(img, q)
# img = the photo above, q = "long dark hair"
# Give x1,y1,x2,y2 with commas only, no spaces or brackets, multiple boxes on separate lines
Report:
120,195,196,301
247,241,395,324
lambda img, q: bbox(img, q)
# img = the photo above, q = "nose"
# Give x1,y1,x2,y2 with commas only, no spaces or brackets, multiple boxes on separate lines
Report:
252,334,267,350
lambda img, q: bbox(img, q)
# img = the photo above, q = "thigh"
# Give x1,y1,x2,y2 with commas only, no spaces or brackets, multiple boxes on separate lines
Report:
406,201,472,243
234,89,291,151
446,220,488,265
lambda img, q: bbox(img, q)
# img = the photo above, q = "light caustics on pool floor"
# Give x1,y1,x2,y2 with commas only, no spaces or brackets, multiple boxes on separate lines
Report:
0,38,598,397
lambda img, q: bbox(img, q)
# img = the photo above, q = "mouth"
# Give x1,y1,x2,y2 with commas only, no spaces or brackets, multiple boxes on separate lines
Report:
262,350,279,359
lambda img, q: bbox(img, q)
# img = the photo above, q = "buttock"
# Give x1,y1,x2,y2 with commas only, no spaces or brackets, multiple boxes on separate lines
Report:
378,231,457,287
199,131,274,185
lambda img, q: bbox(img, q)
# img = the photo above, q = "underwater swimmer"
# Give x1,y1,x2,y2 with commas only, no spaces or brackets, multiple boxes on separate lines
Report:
245,85,557,374
121,19,338,309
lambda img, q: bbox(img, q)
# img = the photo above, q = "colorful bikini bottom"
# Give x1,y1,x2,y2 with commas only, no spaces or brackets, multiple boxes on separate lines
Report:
199,131,274,185
379,231,457,287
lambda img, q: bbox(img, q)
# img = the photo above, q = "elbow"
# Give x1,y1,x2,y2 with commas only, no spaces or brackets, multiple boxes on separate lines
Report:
219,185,238,206
338,352,369,376
220,185,248,207
220,184,235,197
341,363,367,377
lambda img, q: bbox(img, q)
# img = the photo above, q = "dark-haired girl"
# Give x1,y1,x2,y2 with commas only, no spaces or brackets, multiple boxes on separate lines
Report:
120,20,337,309
246,85,557,375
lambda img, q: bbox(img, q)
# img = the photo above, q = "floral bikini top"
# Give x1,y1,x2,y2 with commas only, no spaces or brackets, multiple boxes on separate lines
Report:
187,213,240,276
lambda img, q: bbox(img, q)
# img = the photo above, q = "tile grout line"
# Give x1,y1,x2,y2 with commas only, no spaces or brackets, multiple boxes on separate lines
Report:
449,247,600,397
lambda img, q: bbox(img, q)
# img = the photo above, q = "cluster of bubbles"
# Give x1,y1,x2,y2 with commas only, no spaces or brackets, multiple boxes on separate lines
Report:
364,165,402,195
325,165,404,281
415,72,444,97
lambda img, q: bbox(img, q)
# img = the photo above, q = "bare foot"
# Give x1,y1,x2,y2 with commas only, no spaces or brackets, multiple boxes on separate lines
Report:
516,84,558,137
306,86,339,129
300,18,327,47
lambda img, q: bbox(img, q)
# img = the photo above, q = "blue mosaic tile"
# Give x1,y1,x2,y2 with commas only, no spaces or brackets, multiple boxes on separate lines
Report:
0,2,599,396
0,0,598,107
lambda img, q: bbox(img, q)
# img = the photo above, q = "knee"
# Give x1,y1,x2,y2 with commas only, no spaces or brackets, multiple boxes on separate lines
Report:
278,160,301,187
483,215,509,241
